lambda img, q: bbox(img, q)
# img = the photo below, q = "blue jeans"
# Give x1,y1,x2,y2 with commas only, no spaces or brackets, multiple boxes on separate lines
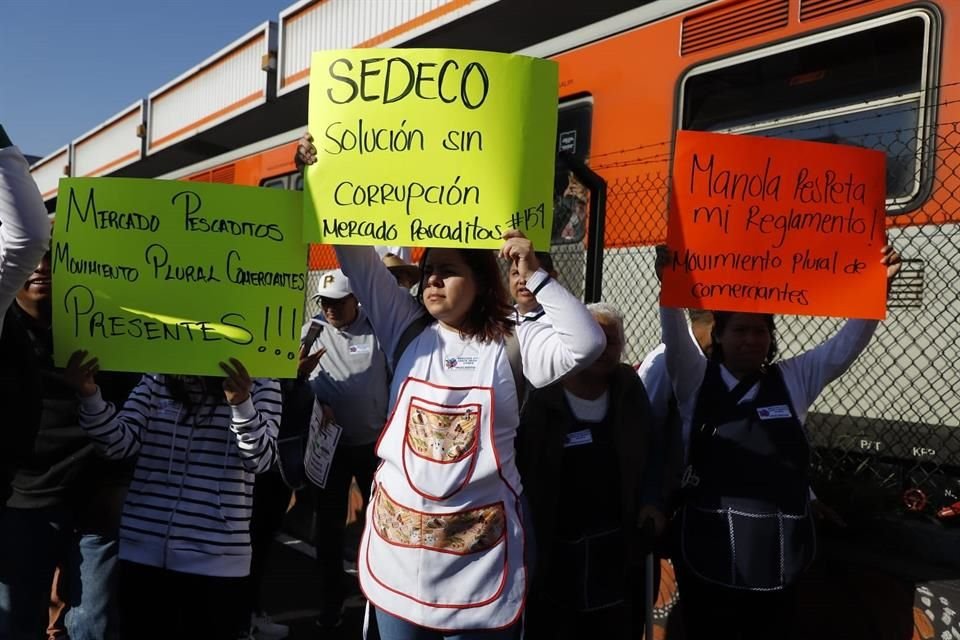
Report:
62,533,119,640
0,506,119,640
374,609,522,640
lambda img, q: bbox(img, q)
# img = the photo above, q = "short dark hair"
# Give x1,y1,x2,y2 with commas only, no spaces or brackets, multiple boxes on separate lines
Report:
164,375,223,417
709,311,779,365
417,248,515,343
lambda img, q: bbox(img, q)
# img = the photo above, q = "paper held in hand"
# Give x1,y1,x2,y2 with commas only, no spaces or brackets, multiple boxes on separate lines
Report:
305,400,343,489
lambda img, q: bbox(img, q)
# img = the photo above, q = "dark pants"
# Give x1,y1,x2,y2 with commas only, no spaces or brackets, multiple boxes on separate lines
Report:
313,442,378,621
527,569,647,640
0,505,119,640
241,471,292,619
526,529,654,640
117,561,246,640
676,565,799,640
531,603,632,640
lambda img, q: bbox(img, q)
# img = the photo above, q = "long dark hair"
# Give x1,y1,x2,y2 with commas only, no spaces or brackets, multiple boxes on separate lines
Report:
165,375,223,417
709,311,779,366
417,248,515,343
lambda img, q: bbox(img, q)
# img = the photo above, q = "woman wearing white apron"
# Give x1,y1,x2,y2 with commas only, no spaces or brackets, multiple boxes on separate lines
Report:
298,133,605,637
332,231,606,638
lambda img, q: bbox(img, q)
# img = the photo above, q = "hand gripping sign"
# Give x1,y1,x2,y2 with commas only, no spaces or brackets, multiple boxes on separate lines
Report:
303,49,559,250
52,178,307,377
661,130,888,319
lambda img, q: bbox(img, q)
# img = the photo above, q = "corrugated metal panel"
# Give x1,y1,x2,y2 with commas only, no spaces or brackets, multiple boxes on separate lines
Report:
72,101,143,178
29,146,70,202
681,0,789,55
211,165,236,183
278,0,501,95
185,164,236,183
148,22,277,154
800,0,877,21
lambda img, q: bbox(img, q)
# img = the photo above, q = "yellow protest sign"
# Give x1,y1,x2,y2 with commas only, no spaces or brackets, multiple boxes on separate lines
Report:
52,178,307,378
305,49,559,250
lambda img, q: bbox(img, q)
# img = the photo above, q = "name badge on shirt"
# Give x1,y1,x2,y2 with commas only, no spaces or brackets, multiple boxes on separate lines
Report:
348,344,372,355
563,429,594,448
757,405,792,420
444,356,479,370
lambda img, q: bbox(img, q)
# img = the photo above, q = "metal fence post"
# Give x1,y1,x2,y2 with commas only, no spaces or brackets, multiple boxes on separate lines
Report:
561,152,607,303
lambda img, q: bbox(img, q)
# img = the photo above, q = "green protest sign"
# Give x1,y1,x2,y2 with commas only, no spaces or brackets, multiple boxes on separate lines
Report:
52,178,307,378
305,48,559,250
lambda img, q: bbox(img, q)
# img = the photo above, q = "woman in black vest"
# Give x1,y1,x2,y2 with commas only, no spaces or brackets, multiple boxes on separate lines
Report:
660,245,900,640
518,302,658,640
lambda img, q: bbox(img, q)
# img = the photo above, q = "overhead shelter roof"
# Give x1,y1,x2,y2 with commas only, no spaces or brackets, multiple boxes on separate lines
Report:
29,0,651,202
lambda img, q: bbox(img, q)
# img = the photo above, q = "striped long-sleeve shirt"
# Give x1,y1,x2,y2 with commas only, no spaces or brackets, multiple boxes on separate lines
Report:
79,374,281,578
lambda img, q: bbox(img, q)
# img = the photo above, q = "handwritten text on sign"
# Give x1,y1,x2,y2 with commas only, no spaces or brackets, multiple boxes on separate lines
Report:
304,49,559,250
660,131,888,319
52,179,308,377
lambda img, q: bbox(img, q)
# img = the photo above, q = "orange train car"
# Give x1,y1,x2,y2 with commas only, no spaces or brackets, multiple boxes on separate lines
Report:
167,2,960,635
20,0,954,635
181,0,959,263
174,0,960,500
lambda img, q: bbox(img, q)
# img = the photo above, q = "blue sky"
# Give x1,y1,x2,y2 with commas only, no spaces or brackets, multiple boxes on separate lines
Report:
1,0,293,160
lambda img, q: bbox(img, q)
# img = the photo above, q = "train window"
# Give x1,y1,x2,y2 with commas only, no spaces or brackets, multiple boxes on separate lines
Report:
680,10,936,211
260,172,303,191
553,96,593,244
261,176,289,190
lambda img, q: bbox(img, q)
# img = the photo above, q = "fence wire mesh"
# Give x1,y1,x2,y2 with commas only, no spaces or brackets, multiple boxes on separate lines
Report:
301,110,960,522
568,117,960,523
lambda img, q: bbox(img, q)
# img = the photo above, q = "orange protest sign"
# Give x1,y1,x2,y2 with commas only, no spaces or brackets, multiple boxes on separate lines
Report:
660,130,888,319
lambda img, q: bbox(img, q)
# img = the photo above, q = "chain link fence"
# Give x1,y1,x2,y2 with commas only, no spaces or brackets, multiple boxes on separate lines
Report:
548,115,960,529
300,108,960,527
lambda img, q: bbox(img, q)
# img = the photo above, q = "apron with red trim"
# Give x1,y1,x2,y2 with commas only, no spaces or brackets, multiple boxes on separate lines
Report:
358,330,526,630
